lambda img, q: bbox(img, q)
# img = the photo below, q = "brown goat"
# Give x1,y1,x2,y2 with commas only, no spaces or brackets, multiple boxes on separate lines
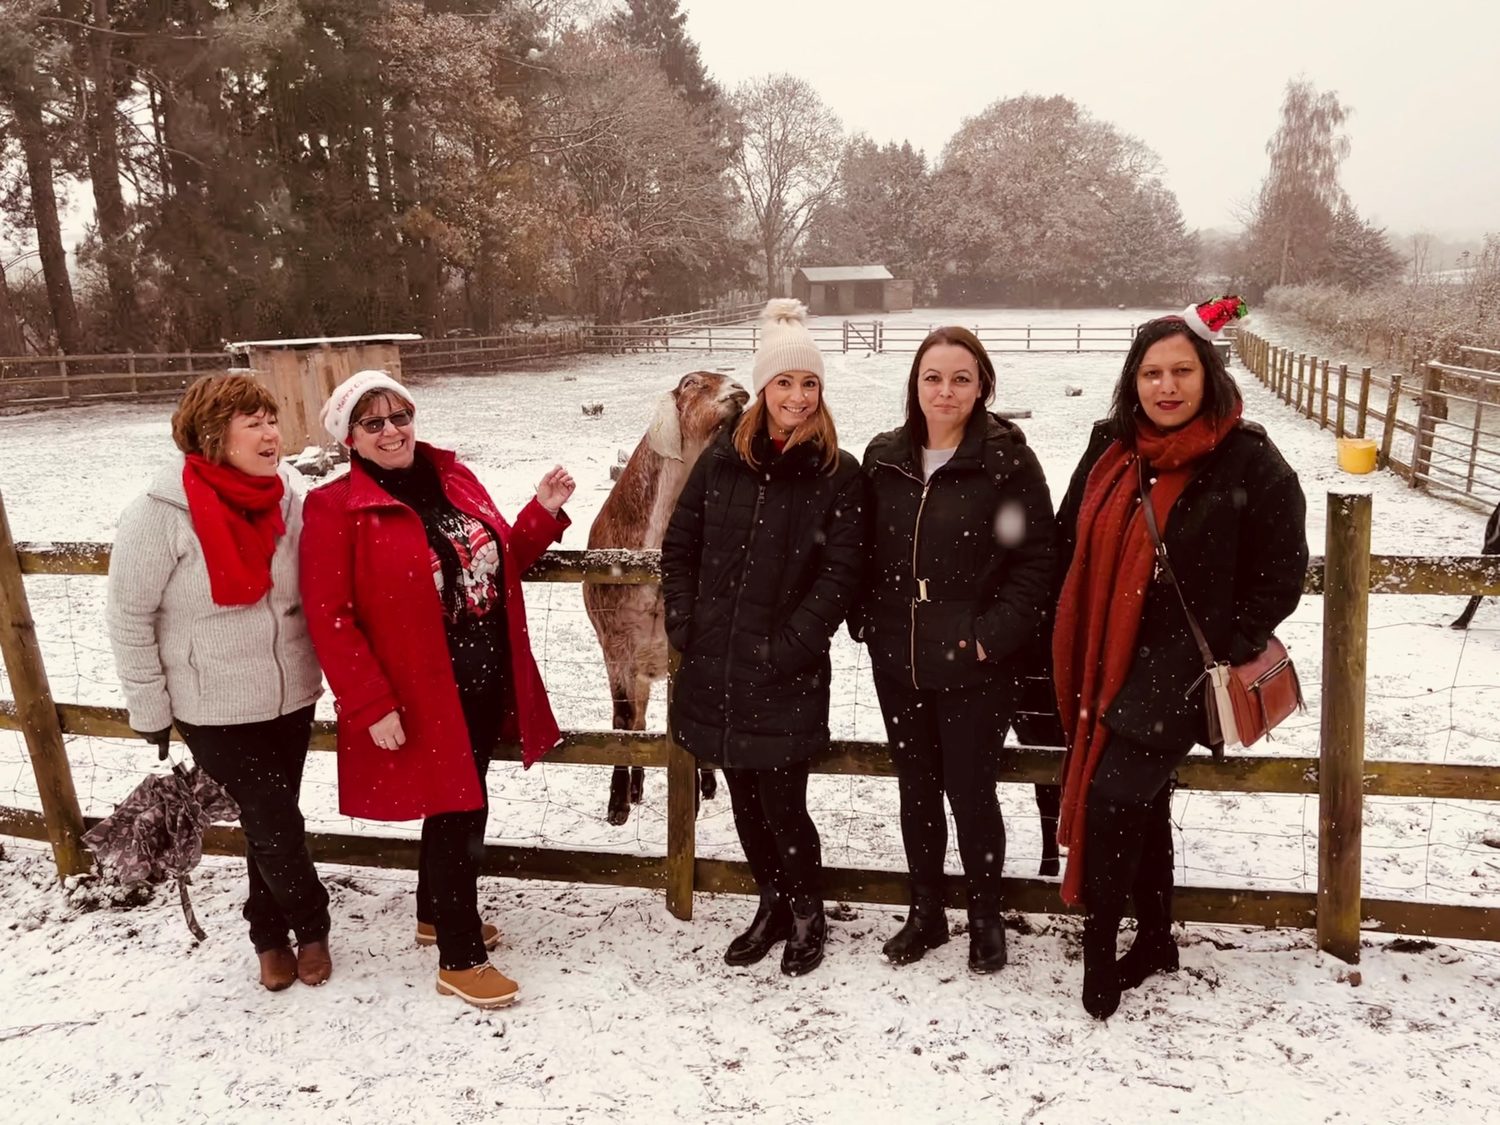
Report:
584,371,749,825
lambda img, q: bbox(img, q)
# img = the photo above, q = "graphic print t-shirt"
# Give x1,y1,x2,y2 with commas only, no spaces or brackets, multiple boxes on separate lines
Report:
429,509,502,620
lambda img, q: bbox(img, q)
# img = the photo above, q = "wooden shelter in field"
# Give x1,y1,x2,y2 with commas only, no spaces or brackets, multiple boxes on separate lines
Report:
792,266,915,316
228,333,420,452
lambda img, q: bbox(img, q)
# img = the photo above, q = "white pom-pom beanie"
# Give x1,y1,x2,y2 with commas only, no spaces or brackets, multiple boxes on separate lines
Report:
750,298,824,395
320,369,414,445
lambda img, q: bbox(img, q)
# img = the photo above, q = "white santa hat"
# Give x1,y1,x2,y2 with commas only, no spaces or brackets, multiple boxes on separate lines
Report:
320,369,414,445
750,298,824,395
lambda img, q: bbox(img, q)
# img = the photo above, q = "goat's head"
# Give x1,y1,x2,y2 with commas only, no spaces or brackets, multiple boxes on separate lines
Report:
647,372,749,461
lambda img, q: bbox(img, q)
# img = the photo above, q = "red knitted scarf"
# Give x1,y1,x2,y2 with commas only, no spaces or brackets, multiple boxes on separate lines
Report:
181,454,286,606
1052,405,1242,905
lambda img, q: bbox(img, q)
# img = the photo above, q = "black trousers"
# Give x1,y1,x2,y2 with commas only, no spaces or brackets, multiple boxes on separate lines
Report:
872,668,1015,908
723,762,822,901
1083,731,1188,923
415,683,506,971
176,706,329,954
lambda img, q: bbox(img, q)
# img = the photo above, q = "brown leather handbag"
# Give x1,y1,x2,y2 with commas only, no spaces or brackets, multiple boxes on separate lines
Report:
1137,463,1304,756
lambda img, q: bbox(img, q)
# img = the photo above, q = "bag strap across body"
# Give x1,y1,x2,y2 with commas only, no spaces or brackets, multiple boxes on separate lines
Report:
1135,458,1219,677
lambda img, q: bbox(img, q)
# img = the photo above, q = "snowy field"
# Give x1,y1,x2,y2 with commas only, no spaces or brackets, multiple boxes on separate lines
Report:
1,309,1497,1123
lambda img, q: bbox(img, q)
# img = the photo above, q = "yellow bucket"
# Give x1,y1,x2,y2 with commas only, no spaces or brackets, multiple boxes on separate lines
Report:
1337,438,1378,474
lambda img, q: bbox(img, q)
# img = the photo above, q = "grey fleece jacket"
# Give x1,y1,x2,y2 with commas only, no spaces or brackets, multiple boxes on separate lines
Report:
105,458,323,732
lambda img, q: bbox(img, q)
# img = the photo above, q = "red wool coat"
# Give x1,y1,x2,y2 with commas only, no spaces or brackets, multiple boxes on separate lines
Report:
300,443,568,820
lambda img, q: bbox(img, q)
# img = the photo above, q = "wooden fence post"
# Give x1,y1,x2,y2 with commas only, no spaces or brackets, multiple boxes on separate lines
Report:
128,352,138,397
1411,364,1439,487
1319,359,1331,428
1334,363,1349,436
1296,353,1307,412
56,355,70,402
1378,373,1403,469
0,486,91,877
1319,492,1370,964
1355,368,1374,439
664,649,696,920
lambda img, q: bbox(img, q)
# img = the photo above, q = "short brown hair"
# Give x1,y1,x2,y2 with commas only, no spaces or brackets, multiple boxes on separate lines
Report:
171,374,280,462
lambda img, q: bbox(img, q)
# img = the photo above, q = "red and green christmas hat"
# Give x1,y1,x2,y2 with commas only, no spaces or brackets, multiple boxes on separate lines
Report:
1179,295,1248,341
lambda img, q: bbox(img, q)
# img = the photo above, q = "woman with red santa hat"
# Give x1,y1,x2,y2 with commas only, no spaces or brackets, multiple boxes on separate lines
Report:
1051,298,1308,1019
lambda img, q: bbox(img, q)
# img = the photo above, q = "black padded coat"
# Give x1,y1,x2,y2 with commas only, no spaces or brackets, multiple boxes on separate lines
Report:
662,428,867,769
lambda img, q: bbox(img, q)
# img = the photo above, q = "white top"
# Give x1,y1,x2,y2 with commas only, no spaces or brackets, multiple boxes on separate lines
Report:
921,446,957,482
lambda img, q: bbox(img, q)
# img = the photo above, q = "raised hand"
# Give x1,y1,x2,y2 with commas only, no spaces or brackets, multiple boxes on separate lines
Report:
536,465,576,515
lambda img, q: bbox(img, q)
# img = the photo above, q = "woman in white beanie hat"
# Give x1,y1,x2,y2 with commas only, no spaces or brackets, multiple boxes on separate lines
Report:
662,299,866,976
300,370,575,1009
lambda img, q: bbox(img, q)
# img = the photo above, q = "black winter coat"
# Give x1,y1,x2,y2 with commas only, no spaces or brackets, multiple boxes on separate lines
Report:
661,429,867,769
1057,419,1309,751
853,410,1056,693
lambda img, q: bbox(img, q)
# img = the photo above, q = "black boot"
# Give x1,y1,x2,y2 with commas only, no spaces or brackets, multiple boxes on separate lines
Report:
882,883,950,966
1080,794,1152,1020
780,896,826,976
1117,789,1179,990
724,888,793,966
967,914,1008,974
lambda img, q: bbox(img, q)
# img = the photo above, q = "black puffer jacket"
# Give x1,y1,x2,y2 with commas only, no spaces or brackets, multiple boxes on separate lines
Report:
661,428,866,769
1056,419,1309,750
853,410,1056,692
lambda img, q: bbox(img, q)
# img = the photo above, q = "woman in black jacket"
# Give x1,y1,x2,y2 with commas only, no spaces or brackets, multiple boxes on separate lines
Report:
853,327,1056,973
662,299,866,977
1052,298,1308,1020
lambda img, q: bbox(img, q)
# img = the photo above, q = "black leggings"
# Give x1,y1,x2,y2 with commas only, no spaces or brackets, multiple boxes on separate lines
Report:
414,690,505,971
872,668,1015,906
723,762,822,901
176,706,328,954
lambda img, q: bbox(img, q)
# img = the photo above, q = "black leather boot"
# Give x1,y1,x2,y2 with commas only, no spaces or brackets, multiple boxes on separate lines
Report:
724,888,793,966
780,896,826,976
1117,789,1179,990
882,883,950,966
967,914,1008,973
1080,795,1152,1020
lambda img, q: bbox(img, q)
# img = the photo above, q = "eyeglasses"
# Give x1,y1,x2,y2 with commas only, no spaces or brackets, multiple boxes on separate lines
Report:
353,409,415,435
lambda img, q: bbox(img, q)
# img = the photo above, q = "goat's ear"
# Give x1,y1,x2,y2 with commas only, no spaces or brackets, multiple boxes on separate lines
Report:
647,391,683,461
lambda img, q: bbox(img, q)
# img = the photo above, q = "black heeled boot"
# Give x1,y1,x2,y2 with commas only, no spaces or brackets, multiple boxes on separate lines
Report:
882,883,950,966
967,914,1008,973
1080,795,1152,1020
724,888,793,966
780,896,826,976
1117,789,1179,990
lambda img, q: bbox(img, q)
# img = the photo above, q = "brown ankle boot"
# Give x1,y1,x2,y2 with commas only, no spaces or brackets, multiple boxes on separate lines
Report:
258,946,297,992
436,962,520,1009
296,940,333,986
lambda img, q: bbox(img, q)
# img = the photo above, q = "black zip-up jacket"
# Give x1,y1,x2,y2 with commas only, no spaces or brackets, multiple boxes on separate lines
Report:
852,409,1056,692
1056,418,1309,750
661,427,866,769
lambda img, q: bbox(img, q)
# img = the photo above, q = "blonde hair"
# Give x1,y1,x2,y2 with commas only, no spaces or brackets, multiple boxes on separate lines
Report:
733,383,839,474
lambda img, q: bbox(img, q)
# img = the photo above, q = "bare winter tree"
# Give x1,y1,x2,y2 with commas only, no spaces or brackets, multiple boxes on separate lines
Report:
729,74,842,297
1249,78,1351,289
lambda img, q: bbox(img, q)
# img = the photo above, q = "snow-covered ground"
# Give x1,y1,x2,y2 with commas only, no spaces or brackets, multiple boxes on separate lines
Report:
1,309,1497,1122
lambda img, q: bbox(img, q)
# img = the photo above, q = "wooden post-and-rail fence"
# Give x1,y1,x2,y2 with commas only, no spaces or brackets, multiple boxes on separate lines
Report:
3,494,1500,959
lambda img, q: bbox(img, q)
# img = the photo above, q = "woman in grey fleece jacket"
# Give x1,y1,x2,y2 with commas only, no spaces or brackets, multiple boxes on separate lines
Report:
106,375,329,992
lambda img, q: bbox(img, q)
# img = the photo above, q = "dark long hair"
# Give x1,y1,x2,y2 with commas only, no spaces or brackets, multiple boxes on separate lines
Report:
903,327,997,454
1105,317,1243,444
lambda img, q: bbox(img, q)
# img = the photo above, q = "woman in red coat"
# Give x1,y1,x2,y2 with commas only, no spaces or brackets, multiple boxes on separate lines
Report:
300,370,573,1009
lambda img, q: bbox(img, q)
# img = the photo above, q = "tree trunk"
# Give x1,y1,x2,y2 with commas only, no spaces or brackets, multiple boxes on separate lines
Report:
85,0,140,347
763,233,778,298
0,257,26,355
1278,225,1291,287
11,82,83,353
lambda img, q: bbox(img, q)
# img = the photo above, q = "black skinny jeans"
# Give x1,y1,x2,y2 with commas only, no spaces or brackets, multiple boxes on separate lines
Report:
176,706,329,954
723,762,822,902
416,616,510,972
872,668,1015,909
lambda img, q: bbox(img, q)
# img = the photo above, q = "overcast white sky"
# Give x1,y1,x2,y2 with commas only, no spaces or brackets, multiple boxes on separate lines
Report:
681,0,1498,239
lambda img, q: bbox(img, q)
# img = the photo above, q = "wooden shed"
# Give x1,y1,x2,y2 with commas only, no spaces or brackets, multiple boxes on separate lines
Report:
228,334,420,452
792,266,914,315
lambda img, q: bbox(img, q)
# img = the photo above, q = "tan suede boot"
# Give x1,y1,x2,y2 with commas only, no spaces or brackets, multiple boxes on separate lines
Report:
258,947,298,992
416,921,501,951
435,962,519,1009
295,940,333,987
